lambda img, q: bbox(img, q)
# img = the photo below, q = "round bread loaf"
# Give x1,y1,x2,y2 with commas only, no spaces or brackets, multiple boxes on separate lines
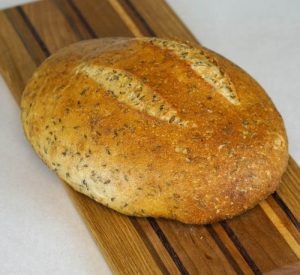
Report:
21,37,288,224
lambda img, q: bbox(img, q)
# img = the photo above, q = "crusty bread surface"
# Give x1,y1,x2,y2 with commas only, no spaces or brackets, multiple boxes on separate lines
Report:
21,38,288,224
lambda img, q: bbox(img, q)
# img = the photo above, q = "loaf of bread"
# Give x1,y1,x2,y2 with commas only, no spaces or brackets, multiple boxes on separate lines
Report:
21,37,288,224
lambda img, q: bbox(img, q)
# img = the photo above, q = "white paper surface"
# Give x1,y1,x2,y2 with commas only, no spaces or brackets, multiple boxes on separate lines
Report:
0,76,111,274
0,0,299,274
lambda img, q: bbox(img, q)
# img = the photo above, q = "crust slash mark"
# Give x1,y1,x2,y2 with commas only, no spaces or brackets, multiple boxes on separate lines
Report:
76,64,195,127
145,38,240,105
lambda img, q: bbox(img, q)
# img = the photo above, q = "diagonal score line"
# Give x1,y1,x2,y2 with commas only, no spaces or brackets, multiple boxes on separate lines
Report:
109,2,239,105
75,63,193,127
145,38,239,105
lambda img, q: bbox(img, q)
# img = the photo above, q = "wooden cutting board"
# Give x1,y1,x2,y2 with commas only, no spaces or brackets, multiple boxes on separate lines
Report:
0,0,299,274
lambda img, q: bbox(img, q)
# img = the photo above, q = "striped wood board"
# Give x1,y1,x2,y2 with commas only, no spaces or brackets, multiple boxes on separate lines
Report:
0,0,299,274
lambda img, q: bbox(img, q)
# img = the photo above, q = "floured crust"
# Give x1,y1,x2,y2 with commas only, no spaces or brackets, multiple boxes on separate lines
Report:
21,38,288,224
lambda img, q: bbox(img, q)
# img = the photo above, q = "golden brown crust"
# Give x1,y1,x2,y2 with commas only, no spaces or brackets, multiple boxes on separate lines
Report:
21,38,288,224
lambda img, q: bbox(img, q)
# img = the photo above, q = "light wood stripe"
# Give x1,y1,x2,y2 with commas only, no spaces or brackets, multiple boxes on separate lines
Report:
260,200,300,259
108,0,143,37
277,157,300,222
129,0,198,42
212,223,253,274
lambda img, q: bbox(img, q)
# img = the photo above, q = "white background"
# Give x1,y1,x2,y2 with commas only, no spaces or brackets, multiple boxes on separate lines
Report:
0,0,299,274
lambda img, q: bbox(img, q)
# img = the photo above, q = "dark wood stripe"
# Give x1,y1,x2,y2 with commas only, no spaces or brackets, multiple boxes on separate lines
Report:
66,0,97,38
148,218,189,275
121,0,156,36
117,0,155,36
53,0,86,40
273,192,300,231
206,225,243,275
220,221,262,274
5,9,42,65
16,7,50,57
130,218,170,274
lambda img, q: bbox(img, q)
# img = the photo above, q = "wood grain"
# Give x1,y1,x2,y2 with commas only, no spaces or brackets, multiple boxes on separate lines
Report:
277,158,300,221
265,261,300,275
227,207,299,272
22,0,79,52
0,12,36,103
129,0,198,42
0,0,299,274
65,186,166,274
72,0,133,37
260,200,300,258
156,220,238,274
212,222,253,274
